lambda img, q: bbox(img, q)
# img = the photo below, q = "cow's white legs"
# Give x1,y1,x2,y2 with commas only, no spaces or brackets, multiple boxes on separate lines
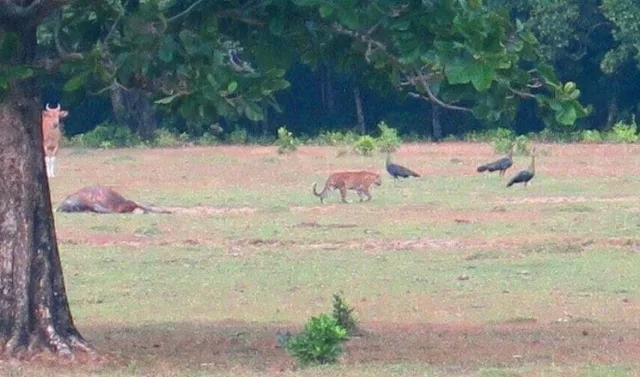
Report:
45,156,55,178
50,156,56,177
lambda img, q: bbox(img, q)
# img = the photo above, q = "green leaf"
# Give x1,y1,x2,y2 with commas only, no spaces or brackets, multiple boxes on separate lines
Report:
178,30,199,55
319,5,334,18
555,104,578,126
267,79,290,91
0,33,19,62
445,59,496,91
470,64,495,91
63,71,89,92
206,74,218,89
269,17,285,35
536,62,560,87
0,74,8,89
7,65,33,80
227,81,238,93
244,102,264,121
158,37,176,63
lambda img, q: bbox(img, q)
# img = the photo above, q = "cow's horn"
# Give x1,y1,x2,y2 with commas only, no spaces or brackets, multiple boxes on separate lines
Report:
45,103,52,110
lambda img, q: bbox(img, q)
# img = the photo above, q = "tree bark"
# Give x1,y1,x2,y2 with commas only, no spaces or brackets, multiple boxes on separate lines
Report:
320,64,335,114
353,87,365,134
261,102,270,137
432,104,442,141
111,87,158,141
0,85,93,360
0,1,93,360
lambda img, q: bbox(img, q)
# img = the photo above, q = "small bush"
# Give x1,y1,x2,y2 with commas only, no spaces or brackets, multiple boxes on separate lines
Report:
376,121,402,152
195,132,219,146
331,293,358,336
284,313,348,368
70,123,141,148
489,128,517,154
228,127,249,145
275,126,300,154
151,129,189,148
512,135,530,155
315,130,359,146
353,135,377,156
530,128,578,143
606,117,639,143
580,129,603,143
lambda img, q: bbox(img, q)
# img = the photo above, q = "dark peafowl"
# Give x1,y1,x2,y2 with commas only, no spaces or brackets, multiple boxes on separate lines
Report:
507,147,536,188
476,144,515,178
385,153,420,181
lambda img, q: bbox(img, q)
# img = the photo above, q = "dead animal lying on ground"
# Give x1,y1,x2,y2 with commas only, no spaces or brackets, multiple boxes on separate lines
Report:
312,171,382,203
56,186,172,214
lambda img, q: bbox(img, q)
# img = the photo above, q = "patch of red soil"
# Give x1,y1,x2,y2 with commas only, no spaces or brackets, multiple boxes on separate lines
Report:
346,321,640,367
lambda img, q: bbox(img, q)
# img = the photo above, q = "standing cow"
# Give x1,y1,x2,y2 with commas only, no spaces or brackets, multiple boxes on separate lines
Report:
42,103,68,178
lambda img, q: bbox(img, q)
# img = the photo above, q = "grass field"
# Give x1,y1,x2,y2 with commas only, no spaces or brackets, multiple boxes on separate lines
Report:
4,142,640,376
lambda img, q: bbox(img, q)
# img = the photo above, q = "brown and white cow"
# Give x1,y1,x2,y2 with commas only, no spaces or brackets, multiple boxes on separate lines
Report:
42,103,68,178
56,186,172,214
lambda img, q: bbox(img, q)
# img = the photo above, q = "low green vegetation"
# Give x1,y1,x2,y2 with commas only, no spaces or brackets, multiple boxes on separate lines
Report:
63,120,640,155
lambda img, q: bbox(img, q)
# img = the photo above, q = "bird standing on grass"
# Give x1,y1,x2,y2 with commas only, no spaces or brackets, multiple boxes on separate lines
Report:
477,144,516,179
507,147,536,188
385,153,420,181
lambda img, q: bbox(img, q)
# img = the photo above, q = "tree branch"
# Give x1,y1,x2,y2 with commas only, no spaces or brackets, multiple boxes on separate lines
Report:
330,22,472,113
509,87,536,99
0,0,72,28
168,0,206,23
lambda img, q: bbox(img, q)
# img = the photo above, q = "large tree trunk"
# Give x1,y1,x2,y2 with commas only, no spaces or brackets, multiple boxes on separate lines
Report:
0,6,93,360
432,104,442,141
0,85,93,360
111,86,158,141
353,87,365,134
320,64,335,115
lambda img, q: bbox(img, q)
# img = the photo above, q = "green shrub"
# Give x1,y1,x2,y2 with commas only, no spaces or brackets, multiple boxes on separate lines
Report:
376,121,402,152
512,135,531,155
284,313,348,368
463,130,493,142
580,129,603,143
195,132,220,146
315,130,359,146
275,126,300,154
530,128,578,143
70,123,141,148
151,129,189,148
606,117,639,143
228,127,249,145
331,293,358,336
353,135,377,156
489,128,516,154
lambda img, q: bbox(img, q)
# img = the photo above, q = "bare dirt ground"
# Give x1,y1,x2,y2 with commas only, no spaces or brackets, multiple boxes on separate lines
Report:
79,320,640,373
45,143,640,374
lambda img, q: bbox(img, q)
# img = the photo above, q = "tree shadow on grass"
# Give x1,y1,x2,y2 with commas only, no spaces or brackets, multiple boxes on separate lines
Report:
68,320,640,375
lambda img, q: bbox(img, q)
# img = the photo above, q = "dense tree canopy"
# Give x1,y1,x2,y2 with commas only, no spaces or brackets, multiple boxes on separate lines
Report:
2,0,602,141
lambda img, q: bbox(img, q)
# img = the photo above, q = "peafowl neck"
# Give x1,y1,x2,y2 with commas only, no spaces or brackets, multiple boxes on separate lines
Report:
529,154,535,173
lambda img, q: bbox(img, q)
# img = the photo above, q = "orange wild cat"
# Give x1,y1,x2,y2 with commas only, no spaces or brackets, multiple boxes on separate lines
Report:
312,171,382,203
